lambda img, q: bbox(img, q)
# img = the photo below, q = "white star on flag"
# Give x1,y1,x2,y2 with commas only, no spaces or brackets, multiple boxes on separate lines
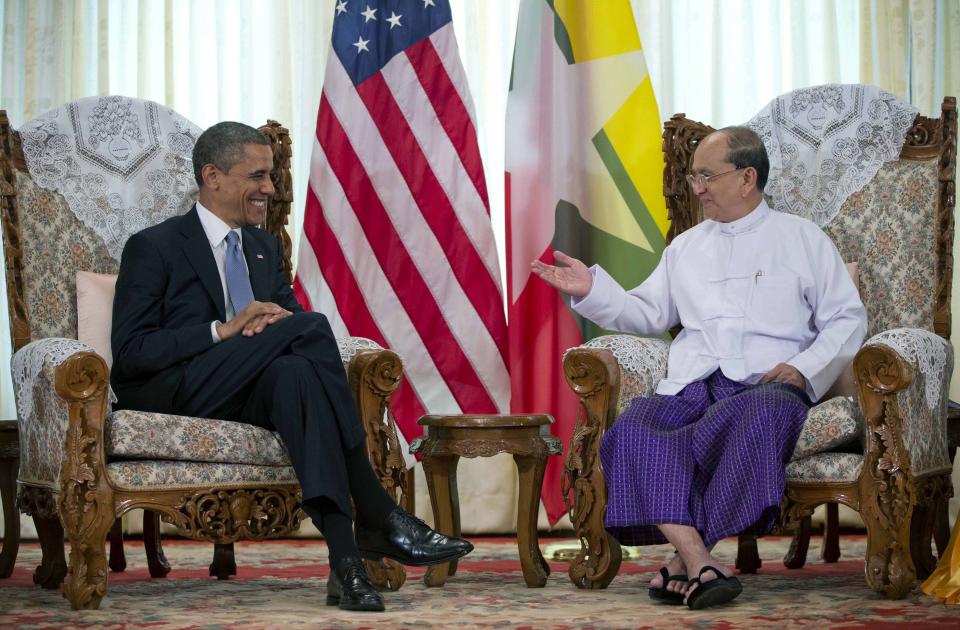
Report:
361,5,377,22
352,36,369,53
423,0,435,7
335,1,348,16
386,11,402,28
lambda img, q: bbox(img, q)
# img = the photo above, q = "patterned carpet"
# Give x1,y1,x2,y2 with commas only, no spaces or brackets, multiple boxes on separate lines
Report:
1,535,959,628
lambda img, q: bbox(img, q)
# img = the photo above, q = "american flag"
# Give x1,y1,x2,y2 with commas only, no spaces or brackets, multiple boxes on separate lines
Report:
294,0,509,441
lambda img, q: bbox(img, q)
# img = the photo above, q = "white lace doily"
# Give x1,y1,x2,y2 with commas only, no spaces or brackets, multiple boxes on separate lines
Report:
20,96,202,260
336,336,384,365
579,334,670,383
747,85,918,227
869,328,949,413
11,338,116,422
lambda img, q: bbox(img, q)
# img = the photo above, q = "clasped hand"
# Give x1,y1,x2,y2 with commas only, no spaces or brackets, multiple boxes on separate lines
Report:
216,301,292,340
530,251,593,297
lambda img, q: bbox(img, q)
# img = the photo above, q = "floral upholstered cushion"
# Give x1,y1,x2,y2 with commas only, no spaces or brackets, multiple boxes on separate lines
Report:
786,452,864,482
107,461,297,490
822,158,939,338
791,396,863,460
107,410,291,466
16,171,118,341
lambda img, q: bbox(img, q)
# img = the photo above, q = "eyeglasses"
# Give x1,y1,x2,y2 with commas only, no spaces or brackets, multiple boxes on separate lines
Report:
685,167,744,188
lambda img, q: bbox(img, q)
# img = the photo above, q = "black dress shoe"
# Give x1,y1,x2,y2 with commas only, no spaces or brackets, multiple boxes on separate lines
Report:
356,508,474,567
325,556,385,612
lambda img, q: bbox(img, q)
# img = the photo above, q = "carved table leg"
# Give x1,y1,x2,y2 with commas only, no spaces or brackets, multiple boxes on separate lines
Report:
514,451,550,588
862,496,916,599
32,513,67,589
108,518,126,572
209,543,237,580
819,503,841,563
784,515,811,569
735,535,761,574
0,456,19,578
422,453,460,587
143,510,171,578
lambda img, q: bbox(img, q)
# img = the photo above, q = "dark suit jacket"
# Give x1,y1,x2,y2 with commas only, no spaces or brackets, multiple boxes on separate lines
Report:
111,205,301,412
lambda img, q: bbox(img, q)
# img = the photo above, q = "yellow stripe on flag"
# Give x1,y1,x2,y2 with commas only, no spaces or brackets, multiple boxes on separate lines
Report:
603,77,669,238
553,0,641,62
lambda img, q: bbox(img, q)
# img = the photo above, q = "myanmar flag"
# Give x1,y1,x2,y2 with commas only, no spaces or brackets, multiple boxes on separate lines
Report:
506,0,668,524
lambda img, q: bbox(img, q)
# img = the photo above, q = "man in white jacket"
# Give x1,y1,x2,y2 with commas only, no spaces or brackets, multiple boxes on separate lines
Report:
532,127,866,609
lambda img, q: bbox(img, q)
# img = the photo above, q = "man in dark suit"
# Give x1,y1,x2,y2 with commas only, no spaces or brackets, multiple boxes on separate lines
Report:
111,121,472,612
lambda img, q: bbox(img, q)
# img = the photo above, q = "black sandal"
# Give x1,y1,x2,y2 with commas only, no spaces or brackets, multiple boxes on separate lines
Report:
685,566,743,609
648,566,688,605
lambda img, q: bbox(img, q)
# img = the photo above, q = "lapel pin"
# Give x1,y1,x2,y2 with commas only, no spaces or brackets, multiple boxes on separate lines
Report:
256,254,264,259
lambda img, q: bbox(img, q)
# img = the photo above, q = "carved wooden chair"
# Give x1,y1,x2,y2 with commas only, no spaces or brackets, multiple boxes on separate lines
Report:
0,97,411,609
561,93,956,599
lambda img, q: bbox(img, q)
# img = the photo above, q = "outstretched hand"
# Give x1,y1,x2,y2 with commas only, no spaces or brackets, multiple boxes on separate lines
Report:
530,251,593,298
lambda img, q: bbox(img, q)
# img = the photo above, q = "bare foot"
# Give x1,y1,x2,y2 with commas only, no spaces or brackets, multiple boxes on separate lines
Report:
649,553,688,595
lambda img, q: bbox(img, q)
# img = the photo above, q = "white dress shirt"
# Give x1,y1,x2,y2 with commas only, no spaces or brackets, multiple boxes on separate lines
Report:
571,200,867,402
196,201,249,342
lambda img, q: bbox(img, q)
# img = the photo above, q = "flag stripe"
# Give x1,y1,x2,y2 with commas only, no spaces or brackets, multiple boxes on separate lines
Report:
384,39,501,292
321,55,509,407
429,26,478,137
303,139,458,416
357,70,508,364
315,95,498,415
404,36,490,210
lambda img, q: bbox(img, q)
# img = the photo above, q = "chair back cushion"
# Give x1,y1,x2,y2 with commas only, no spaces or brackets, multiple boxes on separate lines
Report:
822,158,941,337
77,271,117,367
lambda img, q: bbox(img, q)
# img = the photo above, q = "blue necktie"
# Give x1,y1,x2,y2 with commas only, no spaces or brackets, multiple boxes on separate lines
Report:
224,231,254,314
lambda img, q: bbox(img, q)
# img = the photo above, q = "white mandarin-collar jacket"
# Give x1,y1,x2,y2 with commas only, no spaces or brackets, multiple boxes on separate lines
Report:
571,200,867,402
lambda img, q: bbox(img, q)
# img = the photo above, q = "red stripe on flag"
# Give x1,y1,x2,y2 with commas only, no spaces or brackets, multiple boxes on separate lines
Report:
292,277,313,312
300,184,427,438
404,37,490,210
355,73,507,363
315,94,498,415
508,245,585,524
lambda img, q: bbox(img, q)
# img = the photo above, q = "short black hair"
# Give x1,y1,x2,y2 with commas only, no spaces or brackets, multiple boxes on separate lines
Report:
192,121,270,187
718,126,769,192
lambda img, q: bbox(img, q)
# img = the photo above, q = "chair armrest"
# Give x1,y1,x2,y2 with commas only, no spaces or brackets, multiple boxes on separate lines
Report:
340,337,410,510
11,339,111,492
855,328,953,477
577,335,670,414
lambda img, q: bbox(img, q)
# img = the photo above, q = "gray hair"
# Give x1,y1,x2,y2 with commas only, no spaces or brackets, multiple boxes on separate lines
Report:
192,121,270,187
717,126,769,192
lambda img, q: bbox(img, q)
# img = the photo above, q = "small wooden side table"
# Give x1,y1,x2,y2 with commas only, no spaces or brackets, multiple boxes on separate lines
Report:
0,420,20,578
410,414,562,588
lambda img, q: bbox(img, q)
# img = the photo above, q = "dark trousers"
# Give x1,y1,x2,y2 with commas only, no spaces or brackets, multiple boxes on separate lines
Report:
171,312,366,516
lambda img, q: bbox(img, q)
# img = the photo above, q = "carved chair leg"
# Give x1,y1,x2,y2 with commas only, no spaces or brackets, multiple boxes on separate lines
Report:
62,511,116,610
820,503,841,563
735,535,762,574
784,514,811,569
209,543,237,580
862,498,916,599
934,498,950,558
909,501,937,580
32,513,67,589
0,457,20,578
108,517,126,572
143,510,171,578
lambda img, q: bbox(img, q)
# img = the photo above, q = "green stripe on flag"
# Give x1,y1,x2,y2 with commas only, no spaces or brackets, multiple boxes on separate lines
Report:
592,128,666,255
545,0,575,64
551,200,665,342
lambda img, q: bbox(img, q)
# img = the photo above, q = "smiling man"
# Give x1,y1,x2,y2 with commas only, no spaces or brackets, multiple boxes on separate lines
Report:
531,126,866,609
111,122,472,613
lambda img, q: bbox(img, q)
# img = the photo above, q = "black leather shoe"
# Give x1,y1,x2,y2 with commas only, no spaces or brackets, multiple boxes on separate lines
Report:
325,556,385,612
356,508,474,567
